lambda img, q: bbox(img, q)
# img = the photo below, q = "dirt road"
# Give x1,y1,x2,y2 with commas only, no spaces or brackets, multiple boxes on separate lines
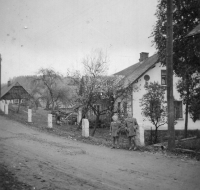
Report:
0,115,200,190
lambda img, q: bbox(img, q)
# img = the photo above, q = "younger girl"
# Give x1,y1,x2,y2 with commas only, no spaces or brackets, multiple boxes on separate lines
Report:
110,115,121,149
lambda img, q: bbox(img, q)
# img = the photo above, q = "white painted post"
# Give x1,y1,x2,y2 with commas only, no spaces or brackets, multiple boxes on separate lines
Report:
48,114,53,128
82,119,89,137
82,119,85,137
1,102,4,112
4,103,8,114
85,119,89,137
28,109,32,123
139,125,145,146
135,123,145,147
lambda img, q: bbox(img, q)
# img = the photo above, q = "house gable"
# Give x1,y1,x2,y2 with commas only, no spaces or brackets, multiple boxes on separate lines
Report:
115,54,158,88
0,82,31,100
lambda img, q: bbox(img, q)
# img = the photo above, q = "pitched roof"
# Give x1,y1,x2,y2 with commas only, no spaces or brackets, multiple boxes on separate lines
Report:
115,54,158,88
187,23,200,37
1,82,31,100
114,62,141,77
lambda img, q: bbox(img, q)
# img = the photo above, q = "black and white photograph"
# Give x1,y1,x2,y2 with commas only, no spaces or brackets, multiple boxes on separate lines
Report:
0,0,200,189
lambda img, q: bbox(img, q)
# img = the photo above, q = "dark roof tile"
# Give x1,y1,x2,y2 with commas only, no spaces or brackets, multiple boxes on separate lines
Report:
115,54,158,88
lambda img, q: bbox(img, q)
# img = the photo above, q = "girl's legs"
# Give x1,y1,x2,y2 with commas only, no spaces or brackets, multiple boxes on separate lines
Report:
129,136,137,150
116,136,120,148
132,136,137,150
112,137,116,148
128,136,133,150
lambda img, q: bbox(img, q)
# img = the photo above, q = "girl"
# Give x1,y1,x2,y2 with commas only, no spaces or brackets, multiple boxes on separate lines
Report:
124,114,139,150
110,115,121,149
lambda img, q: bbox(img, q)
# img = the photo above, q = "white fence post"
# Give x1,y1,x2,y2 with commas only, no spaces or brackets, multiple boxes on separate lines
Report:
28,109,32,123
1,101,5,112
82,119,89,137
135,123,145,146
82,119,85,137
4,103,8,115
48,114,53,128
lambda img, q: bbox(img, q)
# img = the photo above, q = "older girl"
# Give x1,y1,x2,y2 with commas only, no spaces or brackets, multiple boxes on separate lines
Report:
124,114,138,150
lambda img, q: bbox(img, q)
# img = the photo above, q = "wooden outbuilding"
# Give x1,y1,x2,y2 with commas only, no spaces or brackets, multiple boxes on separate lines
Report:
0,81,31,102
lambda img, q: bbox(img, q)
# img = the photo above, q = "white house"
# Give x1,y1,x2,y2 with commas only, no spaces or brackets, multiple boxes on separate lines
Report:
115,52,200,130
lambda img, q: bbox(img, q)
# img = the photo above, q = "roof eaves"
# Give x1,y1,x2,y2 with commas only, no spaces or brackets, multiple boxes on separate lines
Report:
122,54,158,88
132,64,156,84
186,23,200,37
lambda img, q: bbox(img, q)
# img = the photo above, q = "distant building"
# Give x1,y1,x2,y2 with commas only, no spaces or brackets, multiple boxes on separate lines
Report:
0,81,31,105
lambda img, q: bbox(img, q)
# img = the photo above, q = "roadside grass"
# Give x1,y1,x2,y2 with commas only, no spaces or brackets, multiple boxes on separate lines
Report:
0,106,113,147
1,106,200,160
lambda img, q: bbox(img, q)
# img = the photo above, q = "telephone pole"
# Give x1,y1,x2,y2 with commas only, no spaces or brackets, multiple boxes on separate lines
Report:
0,54,1,98
166,0,175,150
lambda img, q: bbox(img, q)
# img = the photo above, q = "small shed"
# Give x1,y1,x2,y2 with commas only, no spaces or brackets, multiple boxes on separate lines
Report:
0,81,31,101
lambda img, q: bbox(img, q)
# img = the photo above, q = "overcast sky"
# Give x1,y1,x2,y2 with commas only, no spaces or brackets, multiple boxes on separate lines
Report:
0,0,158,83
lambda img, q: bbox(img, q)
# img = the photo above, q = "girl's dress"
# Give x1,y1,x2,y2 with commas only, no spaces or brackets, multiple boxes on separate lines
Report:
124,118,138,137
110,121,121,137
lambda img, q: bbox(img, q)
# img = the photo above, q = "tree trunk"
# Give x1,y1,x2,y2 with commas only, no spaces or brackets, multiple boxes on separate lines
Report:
184,103,188,138
51,99,54,111
184,94,189,138
154,126,158,144
184,77,190,138
91,114,99,136
46,100,50,110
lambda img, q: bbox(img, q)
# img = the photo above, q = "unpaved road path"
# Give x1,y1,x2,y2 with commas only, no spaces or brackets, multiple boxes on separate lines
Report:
0,115,200,190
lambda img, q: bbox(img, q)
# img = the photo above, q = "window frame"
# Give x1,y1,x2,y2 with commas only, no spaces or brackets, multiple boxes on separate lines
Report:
161,70,167,85
93,104,101,115
14,99,19,104
174,100,183,120
123,102,128,115
117,102,121,113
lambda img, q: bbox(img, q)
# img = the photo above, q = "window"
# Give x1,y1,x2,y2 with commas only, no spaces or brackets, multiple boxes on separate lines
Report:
14,99,19,104
117,102,121,113
161,70,167,85
123,102,127,115
174,101,183,119
93,104,100,114
144,75,150,86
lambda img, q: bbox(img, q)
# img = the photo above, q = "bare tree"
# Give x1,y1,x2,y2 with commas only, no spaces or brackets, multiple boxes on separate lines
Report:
73,50,108,131
89,75,136,136
74,50,136,136
33,68,62,111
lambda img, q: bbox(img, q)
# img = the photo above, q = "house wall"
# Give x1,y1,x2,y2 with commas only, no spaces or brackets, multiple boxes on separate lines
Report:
132,62,200,130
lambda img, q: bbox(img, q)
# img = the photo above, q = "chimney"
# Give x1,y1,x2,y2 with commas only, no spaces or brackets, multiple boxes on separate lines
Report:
7,80,11,87
139,52,149,62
